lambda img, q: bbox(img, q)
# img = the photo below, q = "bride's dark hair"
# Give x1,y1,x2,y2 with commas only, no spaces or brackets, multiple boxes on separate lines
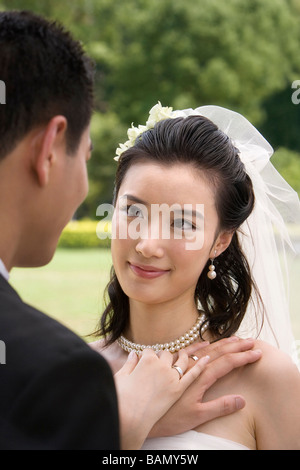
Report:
95,115,263,344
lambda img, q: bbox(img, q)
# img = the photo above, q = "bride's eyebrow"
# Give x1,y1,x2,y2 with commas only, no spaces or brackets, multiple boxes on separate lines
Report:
179,208,204,220
120,195,204,219
120,194,149,206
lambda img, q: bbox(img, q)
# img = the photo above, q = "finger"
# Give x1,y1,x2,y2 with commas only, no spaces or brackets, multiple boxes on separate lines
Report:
179,355,211,389
171,350,189,380
197,337,256,362
173,349,189,368
197,395,246,425
139,347,158,359
182,341,210,357
170,342,211,365
199,349,262,390
157,349,174,367
116,350,139,376
138,348,177,369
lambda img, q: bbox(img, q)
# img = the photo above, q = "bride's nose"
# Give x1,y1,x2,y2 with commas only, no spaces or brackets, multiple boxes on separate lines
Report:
135,232,166,259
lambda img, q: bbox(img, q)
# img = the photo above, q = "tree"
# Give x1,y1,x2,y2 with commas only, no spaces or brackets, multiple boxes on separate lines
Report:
1,0,299,211
100,0,300,127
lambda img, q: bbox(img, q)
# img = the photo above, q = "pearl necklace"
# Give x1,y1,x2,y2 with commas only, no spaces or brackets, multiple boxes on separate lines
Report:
117,313,208,354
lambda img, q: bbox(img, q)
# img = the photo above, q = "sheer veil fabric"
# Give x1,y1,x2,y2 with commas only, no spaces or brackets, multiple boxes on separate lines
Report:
171,106,300,365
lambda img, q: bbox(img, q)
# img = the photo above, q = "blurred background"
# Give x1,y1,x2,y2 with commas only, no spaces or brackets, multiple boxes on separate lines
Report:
1,0,299,343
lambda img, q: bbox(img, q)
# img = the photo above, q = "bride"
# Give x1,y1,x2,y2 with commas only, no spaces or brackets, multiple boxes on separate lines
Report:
90,103,300,450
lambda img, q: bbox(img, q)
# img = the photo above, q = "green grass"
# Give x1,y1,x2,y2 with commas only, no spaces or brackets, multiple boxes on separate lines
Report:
9,248,300,342
10,248,113,340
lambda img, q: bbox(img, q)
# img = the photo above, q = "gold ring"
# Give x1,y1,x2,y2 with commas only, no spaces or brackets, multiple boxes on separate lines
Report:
172,364,183,379
189,355,199,361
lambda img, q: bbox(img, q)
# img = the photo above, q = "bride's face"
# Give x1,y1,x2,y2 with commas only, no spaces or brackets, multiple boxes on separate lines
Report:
111,161,231,305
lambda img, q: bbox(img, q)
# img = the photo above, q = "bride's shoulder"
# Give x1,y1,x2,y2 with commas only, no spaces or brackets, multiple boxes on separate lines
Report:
88,338,125,372
243,339,300,447
243,339,299,387
252,339,297,367
89,337,107,353
89,337,118,356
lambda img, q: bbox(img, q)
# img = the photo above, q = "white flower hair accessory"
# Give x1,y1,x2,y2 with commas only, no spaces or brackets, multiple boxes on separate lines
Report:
114,102,175,161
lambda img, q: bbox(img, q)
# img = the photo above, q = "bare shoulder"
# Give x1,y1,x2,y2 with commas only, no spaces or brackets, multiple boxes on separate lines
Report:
89,338,107,354
245,339,300,387
89,337,106,351
88,338,127,374
248,340,300,449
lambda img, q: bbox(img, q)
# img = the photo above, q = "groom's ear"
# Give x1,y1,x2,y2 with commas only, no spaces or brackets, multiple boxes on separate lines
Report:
31,116,68,187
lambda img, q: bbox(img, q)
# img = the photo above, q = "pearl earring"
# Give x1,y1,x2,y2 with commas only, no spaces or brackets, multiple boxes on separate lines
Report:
207,252,217,280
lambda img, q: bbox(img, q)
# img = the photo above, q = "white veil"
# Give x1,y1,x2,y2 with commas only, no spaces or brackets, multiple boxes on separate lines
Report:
172,106,300,365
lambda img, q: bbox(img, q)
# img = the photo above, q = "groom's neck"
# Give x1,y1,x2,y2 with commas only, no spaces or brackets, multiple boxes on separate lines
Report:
0,144,34,271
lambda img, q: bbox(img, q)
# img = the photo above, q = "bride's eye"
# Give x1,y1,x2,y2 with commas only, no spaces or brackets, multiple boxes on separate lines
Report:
173,218,196,231
126,204,144,218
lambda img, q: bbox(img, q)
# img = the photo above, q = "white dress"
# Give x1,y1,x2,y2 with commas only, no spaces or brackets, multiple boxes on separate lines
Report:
141,430,250,450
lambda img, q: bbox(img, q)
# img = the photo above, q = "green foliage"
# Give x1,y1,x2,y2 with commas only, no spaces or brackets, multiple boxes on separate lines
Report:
58,220,111,249
260,87,300,153
101,0,300,125
271,148,300,197
77,112,126,217
1,0,299,215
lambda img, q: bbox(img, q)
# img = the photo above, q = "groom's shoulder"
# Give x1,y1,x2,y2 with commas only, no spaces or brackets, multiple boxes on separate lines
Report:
0,276,100,368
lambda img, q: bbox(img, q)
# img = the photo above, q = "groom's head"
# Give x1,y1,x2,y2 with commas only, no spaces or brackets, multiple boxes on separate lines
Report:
0,11,94,268
0,10,94,159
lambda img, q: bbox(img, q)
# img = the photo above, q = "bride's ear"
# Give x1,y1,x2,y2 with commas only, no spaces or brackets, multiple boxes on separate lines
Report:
210,231,234,258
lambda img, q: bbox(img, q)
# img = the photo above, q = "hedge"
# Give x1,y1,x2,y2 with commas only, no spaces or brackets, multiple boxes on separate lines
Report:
59,219,300,250
58,219,112,248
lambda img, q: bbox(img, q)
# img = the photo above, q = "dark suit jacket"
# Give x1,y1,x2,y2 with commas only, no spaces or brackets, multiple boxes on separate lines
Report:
0,274,120,449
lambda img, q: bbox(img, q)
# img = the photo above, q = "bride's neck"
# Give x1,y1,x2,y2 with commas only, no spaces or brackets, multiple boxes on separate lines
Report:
124,297,200,346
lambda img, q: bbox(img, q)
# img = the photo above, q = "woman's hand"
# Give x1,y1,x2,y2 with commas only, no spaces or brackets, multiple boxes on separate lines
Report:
114,336,262,449
114,347,210,450
149,337,262,438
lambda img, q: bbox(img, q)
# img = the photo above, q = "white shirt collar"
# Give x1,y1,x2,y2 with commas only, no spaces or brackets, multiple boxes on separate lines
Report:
0,258,9,281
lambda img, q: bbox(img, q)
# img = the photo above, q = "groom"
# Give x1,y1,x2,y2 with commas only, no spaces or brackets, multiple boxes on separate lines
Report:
0,10,260,450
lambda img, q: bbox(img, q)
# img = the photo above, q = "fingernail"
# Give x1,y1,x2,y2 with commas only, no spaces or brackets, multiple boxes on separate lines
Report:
235,397,245,409
128,350,137,361
252,349,262,356
201,355,210,365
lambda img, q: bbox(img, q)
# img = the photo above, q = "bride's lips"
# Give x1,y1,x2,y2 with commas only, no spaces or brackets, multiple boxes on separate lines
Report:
128,262,170,279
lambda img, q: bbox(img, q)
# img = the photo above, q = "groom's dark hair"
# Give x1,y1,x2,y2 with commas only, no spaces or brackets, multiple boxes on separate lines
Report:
0,10,94,159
